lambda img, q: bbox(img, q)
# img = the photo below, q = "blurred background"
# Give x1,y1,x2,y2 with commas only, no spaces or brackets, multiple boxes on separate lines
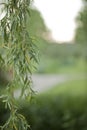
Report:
31,0,87,92
0,0,87,129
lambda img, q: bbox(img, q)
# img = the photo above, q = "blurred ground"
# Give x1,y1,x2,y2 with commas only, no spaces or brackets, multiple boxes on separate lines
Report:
32,73,86,92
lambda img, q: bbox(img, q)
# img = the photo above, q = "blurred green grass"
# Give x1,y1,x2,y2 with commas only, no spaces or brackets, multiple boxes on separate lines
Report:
37,57,86,74
33,38,87,74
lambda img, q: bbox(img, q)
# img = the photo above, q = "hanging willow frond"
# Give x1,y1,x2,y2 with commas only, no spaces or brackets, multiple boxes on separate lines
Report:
0,0,38,129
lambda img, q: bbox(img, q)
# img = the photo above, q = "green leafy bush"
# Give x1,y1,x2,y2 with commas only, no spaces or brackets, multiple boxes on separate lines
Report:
1,79,87,130
1,94,87,130
16,93,87,130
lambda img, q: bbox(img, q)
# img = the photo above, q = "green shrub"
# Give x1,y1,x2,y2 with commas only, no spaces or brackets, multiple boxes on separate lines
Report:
18,94,87,130
1,79,87,130
1,94,87,130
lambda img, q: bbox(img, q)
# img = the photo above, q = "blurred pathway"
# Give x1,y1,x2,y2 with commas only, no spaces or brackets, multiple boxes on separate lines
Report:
32,74,85,93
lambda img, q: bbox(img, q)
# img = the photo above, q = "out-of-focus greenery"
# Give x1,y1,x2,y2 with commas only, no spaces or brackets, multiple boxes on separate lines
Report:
19,79,87,130
75,0,87,74
0,79,87,130
41,79,87,96
28,9,86,74
75,0,87,67
38,58,86,74
75,0,87,44
36,43,86,74
1,79,87,130
28,9,47,37
0,6,87,130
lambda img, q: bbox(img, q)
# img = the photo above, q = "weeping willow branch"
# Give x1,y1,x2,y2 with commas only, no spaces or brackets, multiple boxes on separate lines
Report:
0,0,38,129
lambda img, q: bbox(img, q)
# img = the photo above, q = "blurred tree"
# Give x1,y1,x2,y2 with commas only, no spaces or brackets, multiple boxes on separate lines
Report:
75,0,87,68
75,0,87,44
29,9,47,37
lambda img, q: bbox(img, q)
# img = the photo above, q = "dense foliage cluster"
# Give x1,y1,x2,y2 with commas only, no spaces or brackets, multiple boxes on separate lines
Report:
0,0,38,129
1,93,87,130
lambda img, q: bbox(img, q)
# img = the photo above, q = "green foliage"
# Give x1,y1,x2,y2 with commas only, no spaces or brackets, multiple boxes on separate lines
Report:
28,9,47,37
36,42,86,74
0,0,38,129
18,79,87,130
75,0,87,71
75,0,87,44
0,79,87,130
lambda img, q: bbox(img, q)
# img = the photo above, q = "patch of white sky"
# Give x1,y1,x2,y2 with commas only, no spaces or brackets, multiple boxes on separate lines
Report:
33,0,82,42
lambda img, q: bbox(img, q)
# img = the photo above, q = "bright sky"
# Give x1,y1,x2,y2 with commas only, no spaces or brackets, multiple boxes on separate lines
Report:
34,0,82,42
